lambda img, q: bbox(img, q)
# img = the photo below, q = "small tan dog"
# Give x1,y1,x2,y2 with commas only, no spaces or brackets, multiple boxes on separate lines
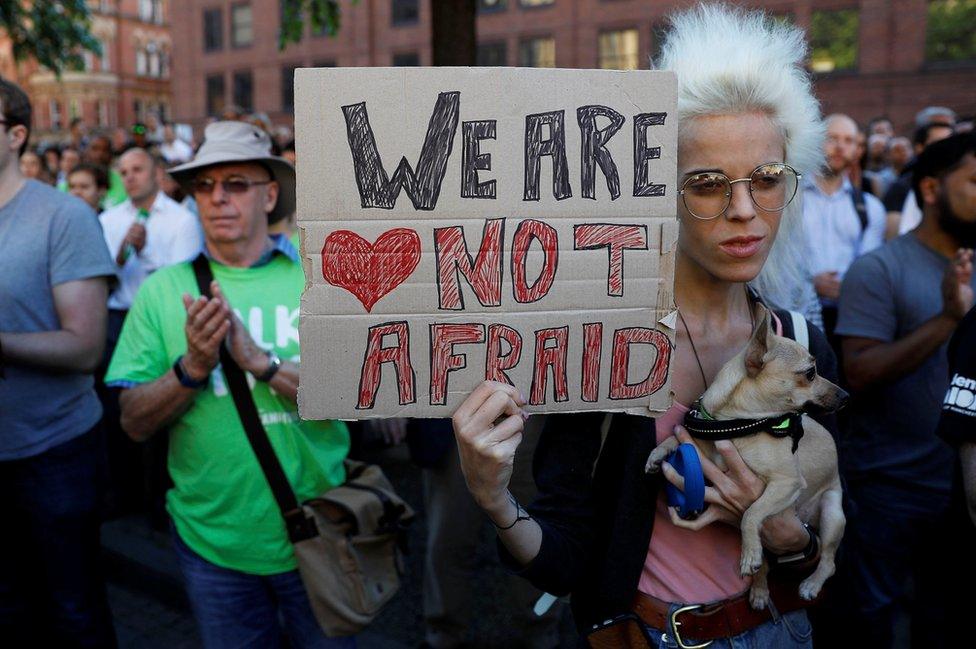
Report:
646,306,847,609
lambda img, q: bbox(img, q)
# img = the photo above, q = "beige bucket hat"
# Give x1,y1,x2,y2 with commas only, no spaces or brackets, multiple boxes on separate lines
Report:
169,121,295,224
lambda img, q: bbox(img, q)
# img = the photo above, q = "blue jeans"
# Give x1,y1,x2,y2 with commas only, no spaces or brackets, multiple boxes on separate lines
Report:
171,526,356,649
0,426,117,648
643,606,813,649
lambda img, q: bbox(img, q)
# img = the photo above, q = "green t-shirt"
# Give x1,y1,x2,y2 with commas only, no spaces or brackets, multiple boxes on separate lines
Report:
106,254,349,575
102,168,127,209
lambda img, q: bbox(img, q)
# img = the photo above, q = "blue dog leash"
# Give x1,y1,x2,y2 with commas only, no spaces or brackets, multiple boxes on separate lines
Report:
665,443,706,520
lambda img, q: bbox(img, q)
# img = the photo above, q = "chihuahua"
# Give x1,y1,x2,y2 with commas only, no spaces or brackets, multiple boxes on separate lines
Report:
646,306,847,609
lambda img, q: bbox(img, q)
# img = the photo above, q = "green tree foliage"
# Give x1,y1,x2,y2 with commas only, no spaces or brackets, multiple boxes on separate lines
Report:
809,9,859,73
926,0,976,63
279,0,353,49
0,0,101,74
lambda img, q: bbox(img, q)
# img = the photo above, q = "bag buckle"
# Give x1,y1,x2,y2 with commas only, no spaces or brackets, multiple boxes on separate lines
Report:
284,507,317,542
670,604,713,649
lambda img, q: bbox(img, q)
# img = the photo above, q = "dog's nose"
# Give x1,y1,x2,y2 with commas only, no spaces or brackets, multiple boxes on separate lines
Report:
835,388,850,410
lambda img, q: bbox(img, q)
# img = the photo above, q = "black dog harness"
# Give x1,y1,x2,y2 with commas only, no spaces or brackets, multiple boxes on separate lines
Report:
682,401,806,453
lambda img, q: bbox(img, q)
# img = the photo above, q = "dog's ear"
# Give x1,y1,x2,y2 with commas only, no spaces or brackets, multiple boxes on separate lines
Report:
745,308,772,378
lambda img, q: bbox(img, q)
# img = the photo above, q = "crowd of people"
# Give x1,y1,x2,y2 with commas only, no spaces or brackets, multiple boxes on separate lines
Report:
1,4,975,649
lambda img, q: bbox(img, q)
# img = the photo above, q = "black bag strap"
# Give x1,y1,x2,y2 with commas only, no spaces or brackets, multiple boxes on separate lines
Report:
191,254,317,543
850,186,868,233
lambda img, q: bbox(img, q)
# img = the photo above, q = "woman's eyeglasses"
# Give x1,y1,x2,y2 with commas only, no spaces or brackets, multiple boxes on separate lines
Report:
678,163,801,220
191,177,272,195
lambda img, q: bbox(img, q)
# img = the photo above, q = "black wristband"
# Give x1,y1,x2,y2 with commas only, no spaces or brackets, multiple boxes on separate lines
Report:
255,351,281,382
173,355,209,389
765,523,819,567
491,496,532,531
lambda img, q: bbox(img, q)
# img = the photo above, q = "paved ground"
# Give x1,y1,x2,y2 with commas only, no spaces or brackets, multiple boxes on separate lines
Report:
102,443,576,649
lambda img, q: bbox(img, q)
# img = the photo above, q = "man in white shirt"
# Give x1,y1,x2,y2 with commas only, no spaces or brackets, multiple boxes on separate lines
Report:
801,114,886,345
159,123,195,164
97,147,202,513
100,148,202,314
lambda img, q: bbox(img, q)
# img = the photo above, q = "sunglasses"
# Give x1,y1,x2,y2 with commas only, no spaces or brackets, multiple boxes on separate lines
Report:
191,177,272,195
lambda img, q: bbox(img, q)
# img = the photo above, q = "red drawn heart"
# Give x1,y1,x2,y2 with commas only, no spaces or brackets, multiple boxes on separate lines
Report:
321,228,422,312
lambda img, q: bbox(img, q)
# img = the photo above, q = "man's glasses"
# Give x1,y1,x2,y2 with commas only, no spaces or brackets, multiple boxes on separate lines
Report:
678,163,801,220
191,177,272,195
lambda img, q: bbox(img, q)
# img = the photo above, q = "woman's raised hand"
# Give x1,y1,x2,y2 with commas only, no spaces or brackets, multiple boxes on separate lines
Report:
452,381,529,517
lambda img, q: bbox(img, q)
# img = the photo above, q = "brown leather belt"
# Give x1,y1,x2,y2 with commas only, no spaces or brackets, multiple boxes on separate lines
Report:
632,579,814,647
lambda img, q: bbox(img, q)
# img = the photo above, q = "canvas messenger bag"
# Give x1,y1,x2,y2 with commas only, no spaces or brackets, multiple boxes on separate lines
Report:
192,254,415,636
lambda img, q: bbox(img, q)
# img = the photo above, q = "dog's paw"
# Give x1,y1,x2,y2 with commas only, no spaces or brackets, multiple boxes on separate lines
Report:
798,577,823,601
645,450,668,474
739,548,763,576
749,584,770,610
645,440,678,474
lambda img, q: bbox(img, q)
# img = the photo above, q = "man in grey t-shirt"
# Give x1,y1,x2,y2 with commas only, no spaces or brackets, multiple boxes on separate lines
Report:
0,80,117,646
833,133,976,647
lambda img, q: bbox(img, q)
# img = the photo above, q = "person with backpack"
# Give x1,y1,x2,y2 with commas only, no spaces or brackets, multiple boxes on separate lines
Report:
105,121,354,649
802,113,887,349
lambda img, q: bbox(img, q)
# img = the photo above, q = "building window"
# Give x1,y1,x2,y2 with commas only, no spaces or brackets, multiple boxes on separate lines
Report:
50,100,62,131
98,100,109,127
160,49,170,78
147,42,161,77
392,52,420,66
139,0,163,23
206,74,225,116
478,0,507,12
281,0,303,42
99,39,111,71
926,0,976,63
134,99,144,122
281,64,298,112
520,0,554,7
809,9,859,73
70,99,80,120
477,41,507,66
204,8,223,52
598,29,639,70
518,37,555,67
136,47,147,75
392,0,419,26
233,70,254,112
231,4,254,48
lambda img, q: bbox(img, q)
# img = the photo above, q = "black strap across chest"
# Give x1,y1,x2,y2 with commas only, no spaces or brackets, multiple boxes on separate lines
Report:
191,254,317,543
682,404,805,453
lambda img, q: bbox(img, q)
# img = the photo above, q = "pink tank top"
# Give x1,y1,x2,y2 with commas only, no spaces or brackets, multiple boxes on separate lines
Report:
637,404,751,604
639,312,787,603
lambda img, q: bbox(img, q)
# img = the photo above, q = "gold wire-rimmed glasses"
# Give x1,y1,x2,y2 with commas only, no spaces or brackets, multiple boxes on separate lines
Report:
678,163,802,220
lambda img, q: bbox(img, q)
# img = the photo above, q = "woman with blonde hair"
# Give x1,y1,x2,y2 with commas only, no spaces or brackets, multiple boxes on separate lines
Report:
451,5,836,647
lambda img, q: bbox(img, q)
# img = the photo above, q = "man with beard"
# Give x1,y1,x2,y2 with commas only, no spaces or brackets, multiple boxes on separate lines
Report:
802,113,886,343
832,132,976,647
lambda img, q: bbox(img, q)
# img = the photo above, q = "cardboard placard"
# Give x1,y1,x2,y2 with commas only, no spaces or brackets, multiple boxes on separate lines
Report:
296,67,677,420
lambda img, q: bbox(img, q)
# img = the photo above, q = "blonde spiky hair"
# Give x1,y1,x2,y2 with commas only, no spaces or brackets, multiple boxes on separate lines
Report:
656,3,824,312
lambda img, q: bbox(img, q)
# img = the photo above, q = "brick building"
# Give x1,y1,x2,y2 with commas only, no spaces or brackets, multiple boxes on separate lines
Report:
170,0,976,135
1,0,173,139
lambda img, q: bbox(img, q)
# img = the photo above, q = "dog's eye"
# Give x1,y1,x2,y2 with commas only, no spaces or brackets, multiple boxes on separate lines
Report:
805,366,816,381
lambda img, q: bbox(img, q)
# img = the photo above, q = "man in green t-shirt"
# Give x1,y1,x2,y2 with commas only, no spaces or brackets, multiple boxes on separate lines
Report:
84,133,127,208
106,121,353,649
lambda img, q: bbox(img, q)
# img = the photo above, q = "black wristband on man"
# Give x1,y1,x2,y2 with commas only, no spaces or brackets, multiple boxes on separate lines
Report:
173,355,209,389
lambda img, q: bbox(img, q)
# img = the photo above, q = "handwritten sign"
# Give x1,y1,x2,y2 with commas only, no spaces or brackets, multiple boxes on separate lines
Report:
296,67,677,420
